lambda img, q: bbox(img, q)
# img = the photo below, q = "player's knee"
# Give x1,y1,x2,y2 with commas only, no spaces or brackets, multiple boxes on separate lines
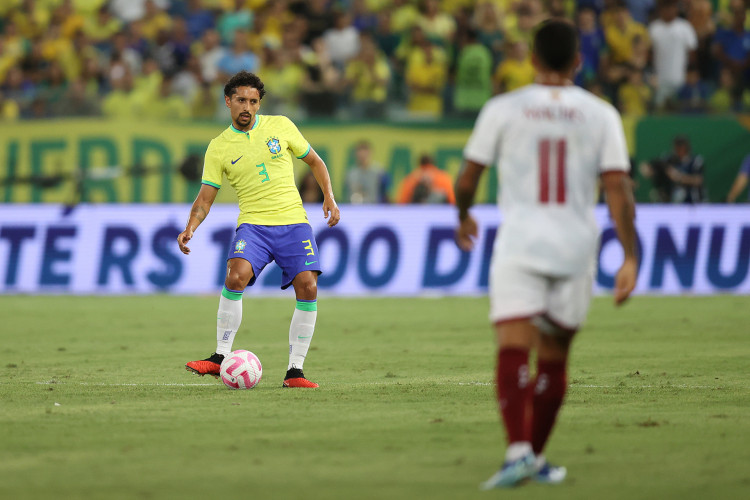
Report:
294,273,317,299
537,327,574,360
225,269,251,290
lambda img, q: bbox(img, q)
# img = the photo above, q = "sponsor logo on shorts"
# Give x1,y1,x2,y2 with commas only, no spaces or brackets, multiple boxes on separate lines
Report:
234,240,246,253
305,260,317,266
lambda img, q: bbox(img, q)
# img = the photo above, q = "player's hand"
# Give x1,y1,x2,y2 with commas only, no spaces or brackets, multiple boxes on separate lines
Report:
323,196,340,227
177,228,194,255
455,215,478,251
613,257,638,306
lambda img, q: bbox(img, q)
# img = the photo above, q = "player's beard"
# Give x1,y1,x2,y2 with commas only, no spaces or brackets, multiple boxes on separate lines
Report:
237,113,252,127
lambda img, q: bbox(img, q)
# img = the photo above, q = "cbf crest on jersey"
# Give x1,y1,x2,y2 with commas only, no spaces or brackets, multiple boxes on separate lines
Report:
266,137,281,155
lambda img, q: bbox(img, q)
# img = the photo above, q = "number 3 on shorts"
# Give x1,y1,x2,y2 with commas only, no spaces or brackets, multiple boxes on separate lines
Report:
302,239,314,256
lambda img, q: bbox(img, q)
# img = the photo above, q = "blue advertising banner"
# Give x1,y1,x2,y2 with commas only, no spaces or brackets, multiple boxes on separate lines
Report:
1,204,748,295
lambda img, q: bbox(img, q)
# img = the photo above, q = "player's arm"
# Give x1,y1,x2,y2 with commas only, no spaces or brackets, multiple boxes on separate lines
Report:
601,171,638,305
301,147,341,227
454,159,486,251
177,184,219,255
726,172,748,203
666,165,703,186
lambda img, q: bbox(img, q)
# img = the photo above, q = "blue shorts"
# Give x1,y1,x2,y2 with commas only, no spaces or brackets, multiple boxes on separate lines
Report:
228,223,321,289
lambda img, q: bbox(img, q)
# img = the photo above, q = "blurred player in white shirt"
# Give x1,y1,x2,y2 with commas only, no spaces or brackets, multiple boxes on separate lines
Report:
455,19,638,489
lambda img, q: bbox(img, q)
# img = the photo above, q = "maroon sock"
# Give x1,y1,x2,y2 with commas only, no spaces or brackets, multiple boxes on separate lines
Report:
531,359,567,454
496,347,531,444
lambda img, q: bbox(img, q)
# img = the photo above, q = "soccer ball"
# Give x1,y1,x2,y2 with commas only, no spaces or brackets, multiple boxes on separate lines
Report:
220,350,262,389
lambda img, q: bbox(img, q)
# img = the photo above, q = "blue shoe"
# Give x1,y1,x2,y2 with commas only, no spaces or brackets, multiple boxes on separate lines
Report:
479,453,536,490
534,460,567,484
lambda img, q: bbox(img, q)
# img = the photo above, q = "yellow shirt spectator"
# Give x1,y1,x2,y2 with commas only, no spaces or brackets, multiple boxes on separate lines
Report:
494,58,535,93
1,30,27,62
40,27,73,62
618,78,652,117
83,12,122,43
604,8,650,64
216,0,266,9
0,0,21,16
61,12,85,39
141,12,173,41
418,10,456,45
262,60,306,104
102,89,137,119
71,0,108,15
133,61,163,102
391,1,420,33
0,95,20,121
346,55,391,103
11,5,50,38
143,94,190,120
0,54,16,83
365,0,390,12
443,0,476,14
493,41,535,93
406,45,447,117
0,32,25,82
191,84,219,119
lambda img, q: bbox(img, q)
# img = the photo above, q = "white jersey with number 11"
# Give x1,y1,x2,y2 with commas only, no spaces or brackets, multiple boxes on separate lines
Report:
464,84,630,277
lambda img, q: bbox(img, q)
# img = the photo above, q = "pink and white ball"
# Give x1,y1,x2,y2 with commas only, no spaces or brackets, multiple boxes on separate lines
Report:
220,350,262,389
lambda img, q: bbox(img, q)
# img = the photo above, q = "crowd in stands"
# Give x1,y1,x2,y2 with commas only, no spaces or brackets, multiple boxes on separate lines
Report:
1,0,750,122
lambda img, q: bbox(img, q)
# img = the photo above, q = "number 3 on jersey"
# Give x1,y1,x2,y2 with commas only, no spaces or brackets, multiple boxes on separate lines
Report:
256,162,270,183
538,138,566,204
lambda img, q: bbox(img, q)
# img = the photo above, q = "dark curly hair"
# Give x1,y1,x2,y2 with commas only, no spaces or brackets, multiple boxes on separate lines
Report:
224,71,266,99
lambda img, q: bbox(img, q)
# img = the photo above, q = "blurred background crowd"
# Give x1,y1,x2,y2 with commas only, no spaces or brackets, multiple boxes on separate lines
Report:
1,0,750,123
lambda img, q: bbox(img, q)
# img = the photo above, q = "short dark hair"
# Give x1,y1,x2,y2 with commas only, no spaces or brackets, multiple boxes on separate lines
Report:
533,19,579,72
224,71,266,99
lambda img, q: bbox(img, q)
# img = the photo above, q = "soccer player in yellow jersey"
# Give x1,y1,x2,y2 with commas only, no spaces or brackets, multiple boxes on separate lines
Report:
178,71,340,388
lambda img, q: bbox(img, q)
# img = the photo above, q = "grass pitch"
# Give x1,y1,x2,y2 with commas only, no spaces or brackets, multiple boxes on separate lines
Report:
1,295,748,500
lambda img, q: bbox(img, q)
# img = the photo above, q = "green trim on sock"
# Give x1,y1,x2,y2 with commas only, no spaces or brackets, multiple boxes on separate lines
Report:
296,300,317,312
222,287,243,301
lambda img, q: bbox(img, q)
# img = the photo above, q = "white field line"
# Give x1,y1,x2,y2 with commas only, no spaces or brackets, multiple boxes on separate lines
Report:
22,381,724,389
573,384,721,389
34,381,216,387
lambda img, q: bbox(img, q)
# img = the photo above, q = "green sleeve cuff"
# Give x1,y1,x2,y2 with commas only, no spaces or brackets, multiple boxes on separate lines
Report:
202,180,221,189
296,144,311,159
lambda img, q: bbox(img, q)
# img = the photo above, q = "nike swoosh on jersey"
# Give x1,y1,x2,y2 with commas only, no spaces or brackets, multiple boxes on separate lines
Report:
231,156,243,165
305,261,317,266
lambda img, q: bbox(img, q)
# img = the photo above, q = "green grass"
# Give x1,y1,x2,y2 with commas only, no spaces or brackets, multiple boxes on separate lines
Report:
1,295,749,499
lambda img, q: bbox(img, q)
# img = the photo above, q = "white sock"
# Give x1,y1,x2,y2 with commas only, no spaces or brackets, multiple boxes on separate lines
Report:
288,300,317,370
505,442,533,462
216,287,243,356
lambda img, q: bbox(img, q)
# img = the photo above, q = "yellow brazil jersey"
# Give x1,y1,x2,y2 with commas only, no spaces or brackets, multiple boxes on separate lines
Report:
201,115,311,227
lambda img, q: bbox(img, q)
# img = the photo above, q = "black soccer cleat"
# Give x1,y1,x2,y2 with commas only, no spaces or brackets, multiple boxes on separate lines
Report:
282,367,319,388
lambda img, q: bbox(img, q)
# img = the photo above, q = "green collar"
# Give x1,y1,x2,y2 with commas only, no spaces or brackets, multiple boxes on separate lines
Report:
230,115,261,133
